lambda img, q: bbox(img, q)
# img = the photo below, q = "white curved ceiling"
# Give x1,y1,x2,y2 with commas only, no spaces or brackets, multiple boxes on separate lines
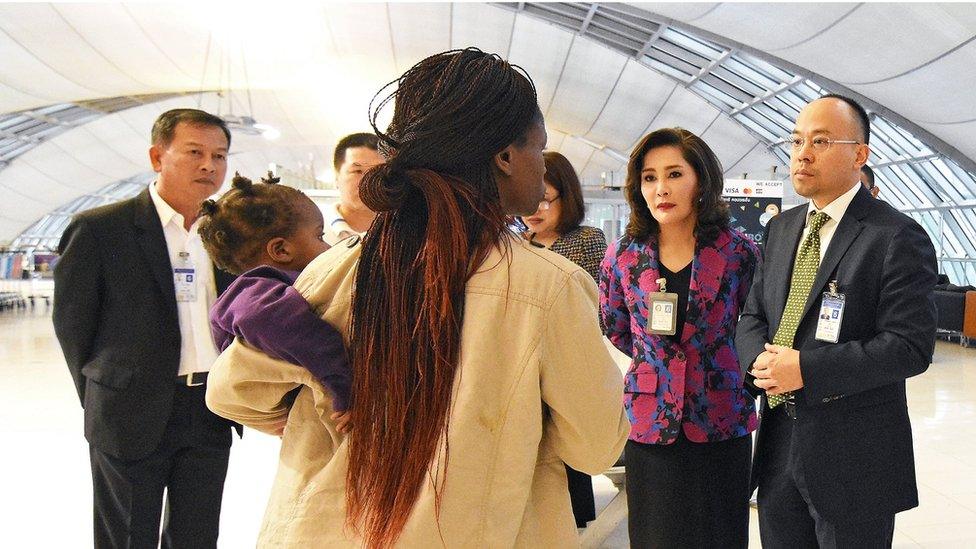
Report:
0,2,784,242
1,2,975,247
634,2,976,166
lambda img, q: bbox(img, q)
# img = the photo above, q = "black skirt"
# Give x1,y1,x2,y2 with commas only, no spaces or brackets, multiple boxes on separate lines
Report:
625,432,752,548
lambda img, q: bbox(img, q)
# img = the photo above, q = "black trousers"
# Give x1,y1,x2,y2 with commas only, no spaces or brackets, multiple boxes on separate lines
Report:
565,465,595,527
89,384,232,549
625,432,752,549
756,406,895,549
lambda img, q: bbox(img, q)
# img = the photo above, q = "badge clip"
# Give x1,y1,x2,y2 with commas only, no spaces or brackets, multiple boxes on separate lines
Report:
815,280,845,343
647,277,678,336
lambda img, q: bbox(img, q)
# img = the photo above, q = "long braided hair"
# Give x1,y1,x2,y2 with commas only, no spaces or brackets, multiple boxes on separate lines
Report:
346,48,541,548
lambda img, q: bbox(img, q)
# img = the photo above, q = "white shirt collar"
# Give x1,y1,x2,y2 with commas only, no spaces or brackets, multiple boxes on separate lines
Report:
149,181,185,229
806,181,861,224
323,201,363,240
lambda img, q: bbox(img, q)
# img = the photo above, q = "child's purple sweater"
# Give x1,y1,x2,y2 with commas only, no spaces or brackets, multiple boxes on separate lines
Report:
209,265,351,412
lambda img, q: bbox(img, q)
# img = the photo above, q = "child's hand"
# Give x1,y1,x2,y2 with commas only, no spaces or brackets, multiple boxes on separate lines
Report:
331,411,352,434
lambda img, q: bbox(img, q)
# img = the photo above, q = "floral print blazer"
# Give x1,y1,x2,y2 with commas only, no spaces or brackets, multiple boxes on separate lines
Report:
600,228,760,445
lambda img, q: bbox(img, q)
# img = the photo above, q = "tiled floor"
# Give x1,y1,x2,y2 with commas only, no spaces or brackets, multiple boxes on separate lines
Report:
2,307,974,547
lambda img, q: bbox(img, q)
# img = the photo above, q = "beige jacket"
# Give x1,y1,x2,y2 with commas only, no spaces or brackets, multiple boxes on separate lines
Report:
206,236,629,548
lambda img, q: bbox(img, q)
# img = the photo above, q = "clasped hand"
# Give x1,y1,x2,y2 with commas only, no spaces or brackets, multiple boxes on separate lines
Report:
750,343,803,394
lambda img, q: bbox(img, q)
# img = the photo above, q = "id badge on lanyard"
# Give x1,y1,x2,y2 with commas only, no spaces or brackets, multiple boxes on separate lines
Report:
815,281,845,343
647,277,679,336
174,251,197,303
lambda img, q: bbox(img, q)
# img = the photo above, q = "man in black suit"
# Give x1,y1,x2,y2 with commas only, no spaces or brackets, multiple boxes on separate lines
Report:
54,109,238,548
861,164,881,199
737,95,937,548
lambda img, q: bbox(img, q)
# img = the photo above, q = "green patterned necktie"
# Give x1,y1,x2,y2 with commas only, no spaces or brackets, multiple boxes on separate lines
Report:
768,210,831,408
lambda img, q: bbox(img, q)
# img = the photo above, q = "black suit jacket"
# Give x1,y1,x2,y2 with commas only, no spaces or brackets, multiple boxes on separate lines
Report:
53,188,237,461
736,185,937,524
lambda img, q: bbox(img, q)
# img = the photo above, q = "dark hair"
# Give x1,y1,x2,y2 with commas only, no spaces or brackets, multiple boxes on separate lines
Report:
151,108,231,148
542,151,585,234
820,94,870,145
333,132,380,171
198,172,312,275
860,164,876,189
625,127,729,244
347,47,541,548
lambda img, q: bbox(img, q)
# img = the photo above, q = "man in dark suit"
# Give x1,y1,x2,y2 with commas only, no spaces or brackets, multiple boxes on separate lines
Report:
861,164,881,199
737,95,937,548
54,109,238,548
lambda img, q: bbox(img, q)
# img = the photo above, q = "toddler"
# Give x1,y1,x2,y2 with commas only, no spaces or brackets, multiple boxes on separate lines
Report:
199,172,351,432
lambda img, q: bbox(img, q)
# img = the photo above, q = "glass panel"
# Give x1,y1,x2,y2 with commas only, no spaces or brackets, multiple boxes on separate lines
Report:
663,27,724,59
711,63,768,97
699,72,753,103
723,57,782,90
936,158,976,198
736,52,795,83
692,80,741,109
587,27,643,54
875,168,912,208
734,112,780,142
653,39,712,70
889,165,935,206
752,102,795,132
645,57,695,81
920,161,964,203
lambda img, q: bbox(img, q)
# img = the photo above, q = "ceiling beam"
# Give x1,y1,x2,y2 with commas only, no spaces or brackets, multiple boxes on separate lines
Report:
578,3,599,35
730,76,805,116
634,24,666,59
871,153,941,170
20,111,76,127
0,128,41,144
686,49,733,87
898,199,976,213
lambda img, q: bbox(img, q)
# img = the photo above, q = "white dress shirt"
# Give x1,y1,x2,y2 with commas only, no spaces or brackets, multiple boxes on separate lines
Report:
798,181,861,262
149,183,219,376
319,200,365,246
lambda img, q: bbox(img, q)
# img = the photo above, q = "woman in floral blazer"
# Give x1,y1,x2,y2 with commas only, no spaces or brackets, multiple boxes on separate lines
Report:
600,127,760,548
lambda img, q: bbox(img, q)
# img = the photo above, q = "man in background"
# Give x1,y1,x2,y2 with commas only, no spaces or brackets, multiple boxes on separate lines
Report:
861,164,880,198
322,132,384,244
54,109,238,548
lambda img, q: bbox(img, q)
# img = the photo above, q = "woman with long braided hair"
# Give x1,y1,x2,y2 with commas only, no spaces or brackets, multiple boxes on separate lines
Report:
207,48,628,547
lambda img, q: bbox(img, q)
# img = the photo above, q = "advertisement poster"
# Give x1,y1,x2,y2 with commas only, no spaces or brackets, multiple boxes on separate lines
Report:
722,179,784,247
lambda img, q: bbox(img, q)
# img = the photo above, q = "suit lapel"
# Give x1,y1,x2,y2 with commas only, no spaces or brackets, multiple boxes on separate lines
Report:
682,230,730,343
799,188,869,320
133,188,177,314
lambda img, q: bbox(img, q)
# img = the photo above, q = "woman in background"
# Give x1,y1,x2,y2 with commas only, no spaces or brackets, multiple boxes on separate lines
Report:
523,151,606,283
522,150,606,528
600,127,759,548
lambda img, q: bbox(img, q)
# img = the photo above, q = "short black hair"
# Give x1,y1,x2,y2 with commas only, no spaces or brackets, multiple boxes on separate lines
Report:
333,132,380,171
860,164,876,189
151,108,231,148
820,94,870,145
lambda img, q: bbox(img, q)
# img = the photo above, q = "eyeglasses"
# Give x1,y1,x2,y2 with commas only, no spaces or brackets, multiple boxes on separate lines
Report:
784,136,861,152
538,196,560,211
